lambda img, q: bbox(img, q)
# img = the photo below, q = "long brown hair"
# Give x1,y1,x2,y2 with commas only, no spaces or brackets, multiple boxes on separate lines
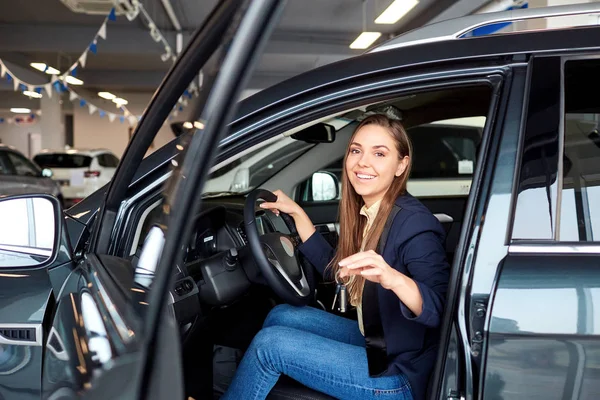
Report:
327,114,413,305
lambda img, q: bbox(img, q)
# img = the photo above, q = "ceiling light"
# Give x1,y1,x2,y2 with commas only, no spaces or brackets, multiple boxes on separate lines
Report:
23,91,42,98
112,97,128,106
64,76,84,85
375,0,419,24
182,121,193,129
30,63,60,75
350,32,382,49
10,108,31,114
193,121,205,130
98,91,116,100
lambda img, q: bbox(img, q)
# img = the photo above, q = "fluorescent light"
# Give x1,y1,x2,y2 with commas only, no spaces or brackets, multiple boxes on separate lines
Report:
193,121,205,130
375,0,419,24
182,121,193,129
23,91,42,98
30,63,60,75
64,76,84,85
10,108,31,114
98,91,116,100
350,32,382,49
112,97,128,106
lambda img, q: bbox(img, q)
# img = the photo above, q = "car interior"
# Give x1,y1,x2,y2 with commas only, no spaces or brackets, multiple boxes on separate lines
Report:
114,83,493,399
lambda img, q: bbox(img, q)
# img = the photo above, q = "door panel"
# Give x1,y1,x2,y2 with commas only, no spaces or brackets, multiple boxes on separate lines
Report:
42,254,142,399
485,251,600,399
0,269,52,400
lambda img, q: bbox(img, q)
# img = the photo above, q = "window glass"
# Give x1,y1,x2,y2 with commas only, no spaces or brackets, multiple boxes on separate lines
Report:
6,152,39,177
559,59,600,241
34,154,92,169
97,154,108,167
511,57,561,240
0,153,12,175
108,154,120,167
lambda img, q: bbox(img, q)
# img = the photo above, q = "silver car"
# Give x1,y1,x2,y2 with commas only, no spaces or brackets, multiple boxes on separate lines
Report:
0,144,62,202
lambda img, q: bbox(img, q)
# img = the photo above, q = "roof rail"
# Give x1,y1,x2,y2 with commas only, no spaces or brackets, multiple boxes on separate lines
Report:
371,2,600,53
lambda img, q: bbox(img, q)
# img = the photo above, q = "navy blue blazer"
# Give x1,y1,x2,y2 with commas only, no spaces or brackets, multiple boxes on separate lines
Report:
298,193,450,400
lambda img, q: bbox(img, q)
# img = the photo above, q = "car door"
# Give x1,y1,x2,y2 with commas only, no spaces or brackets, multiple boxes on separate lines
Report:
0,1,282,400
479,55,600,399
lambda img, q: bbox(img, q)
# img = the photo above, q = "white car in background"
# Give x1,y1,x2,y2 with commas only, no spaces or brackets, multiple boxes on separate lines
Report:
33,148,120,208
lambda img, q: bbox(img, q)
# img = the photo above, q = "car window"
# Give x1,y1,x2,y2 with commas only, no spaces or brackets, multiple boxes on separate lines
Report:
511,57,561,241
559,58,600,241
97,154,108,167
34,154,92,169
0,152,13,175
6,152,40,177
108,154,120,168
408,119,482,180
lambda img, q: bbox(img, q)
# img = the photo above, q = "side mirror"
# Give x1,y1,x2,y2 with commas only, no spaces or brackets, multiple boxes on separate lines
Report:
311,171,339,201
0,195,60,267
291,123,336,143
42,168,53,178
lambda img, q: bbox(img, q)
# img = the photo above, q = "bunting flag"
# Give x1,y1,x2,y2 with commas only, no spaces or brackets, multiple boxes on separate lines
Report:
44,83,53,98
108,113,116,122
90,40,98,54
79,51,88,68
0,64,5,78
120,116,126,123
88,104,97,115
13,77,20,91
128,115,138,126
98,22,107,40
108,8,116,21
99,110,106,118
69,91,78,101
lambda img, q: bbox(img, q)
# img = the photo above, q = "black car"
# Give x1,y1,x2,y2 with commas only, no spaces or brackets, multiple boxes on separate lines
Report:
1,1,600,399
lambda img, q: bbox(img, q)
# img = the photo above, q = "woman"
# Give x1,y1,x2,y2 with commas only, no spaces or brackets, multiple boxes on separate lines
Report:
222,115,450,400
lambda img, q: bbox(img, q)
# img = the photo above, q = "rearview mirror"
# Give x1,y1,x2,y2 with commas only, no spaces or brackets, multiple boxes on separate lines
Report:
291,123,336,143
0,195,58,267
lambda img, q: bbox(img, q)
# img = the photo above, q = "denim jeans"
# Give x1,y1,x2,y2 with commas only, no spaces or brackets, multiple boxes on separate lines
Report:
221,304,412,400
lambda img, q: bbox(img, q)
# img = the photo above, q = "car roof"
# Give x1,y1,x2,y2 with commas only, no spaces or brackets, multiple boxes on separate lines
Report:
234,24,600,129
34,148,114,157
0,144,25,154
372,2,600,53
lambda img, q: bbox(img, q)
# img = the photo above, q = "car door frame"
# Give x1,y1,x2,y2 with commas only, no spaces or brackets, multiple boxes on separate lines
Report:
224,56,525,398
35,1,286,399
478,51,600,399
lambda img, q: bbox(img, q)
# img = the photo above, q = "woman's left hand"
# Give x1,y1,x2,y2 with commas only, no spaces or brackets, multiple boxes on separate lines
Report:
338,250,404,290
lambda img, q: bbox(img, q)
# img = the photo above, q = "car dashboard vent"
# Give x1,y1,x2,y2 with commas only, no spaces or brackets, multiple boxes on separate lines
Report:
0,328,36,343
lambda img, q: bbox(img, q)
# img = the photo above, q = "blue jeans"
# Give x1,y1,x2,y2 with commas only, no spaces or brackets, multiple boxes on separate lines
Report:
221,304,412,400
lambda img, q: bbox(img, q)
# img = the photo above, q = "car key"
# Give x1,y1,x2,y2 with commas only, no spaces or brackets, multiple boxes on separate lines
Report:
331,282,348,313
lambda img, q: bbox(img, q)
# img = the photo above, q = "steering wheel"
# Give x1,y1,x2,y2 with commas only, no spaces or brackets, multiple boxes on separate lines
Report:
244,189,315,306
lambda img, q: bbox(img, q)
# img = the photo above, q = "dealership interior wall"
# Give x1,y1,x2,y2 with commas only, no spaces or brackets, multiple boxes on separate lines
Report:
0,0,595,160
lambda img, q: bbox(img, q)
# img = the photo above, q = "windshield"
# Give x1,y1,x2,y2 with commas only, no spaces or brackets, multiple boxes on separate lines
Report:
203,117,352,195
34,154,92,169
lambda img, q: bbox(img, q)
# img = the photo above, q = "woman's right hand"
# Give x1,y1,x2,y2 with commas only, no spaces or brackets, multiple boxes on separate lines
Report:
259,190,302,217
259,190,316,242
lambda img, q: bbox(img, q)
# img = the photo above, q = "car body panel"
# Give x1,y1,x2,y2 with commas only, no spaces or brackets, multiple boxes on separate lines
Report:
485,254,600,398
0,174,60,198
0,269,52,400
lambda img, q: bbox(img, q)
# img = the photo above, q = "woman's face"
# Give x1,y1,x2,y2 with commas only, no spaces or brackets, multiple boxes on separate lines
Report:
345,124,408,207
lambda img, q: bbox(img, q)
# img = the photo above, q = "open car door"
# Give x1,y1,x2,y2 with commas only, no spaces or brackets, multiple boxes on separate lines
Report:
0,1,284,399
